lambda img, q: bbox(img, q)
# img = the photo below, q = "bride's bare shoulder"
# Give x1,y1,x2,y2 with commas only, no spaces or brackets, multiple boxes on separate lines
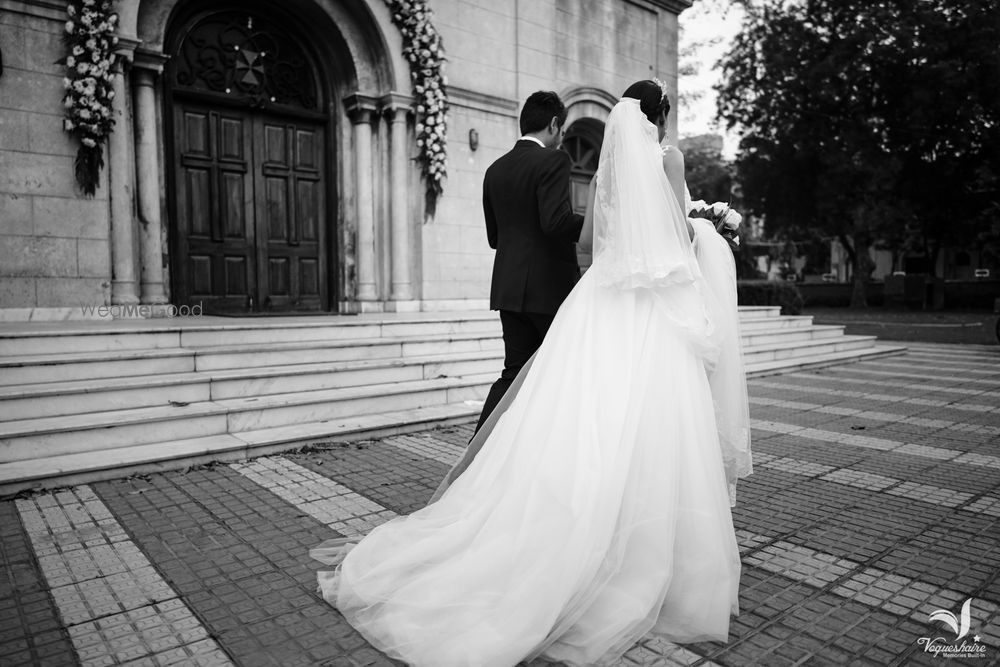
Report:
661,145,684,169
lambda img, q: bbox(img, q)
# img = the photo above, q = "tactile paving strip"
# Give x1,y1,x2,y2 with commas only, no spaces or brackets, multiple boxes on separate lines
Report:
15,486,231,666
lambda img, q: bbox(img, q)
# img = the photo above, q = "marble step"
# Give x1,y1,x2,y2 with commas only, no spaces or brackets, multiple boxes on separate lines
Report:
742,335,880,365
0,332,504,385
0,347,196,387
739,315,813,333
0,313,501,356
0,322,853,419
742,324,844,347
0,342,909,497
0,352,505,421
746,343,908,379
738,306,783,319
193,332,503,371
0,374,494,463
0,402,481,497
0,307,785,357
0,317,827,387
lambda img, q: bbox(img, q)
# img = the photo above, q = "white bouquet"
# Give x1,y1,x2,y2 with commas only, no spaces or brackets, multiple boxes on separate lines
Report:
689,199,742,249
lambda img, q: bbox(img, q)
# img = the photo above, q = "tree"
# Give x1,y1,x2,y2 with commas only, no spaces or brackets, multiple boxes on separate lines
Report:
717,0,1000,307
679,134,734,205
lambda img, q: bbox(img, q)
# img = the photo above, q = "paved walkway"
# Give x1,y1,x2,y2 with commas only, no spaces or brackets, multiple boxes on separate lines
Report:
2,343,999,666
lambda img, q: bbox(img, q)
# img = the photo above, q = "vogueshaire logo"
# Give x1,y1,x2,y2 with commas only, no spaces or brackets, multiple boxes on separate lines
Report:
918,598,989,659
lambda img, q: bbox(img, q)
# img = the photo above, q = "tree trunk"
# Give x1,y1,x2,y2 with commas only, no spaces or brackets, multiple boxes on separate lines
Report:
927,242,941,278
849,230,875,308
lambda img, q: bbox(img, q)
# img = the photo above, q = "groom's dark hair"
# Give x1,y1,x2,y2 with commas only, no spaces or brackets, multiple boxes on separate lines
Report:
622,80,671,124
519,91,568,135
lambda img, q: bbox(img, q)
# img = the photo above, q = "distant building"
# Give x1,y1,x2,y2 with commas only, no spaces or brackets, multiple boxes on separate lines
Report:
0,0,691,319
829,239,998,282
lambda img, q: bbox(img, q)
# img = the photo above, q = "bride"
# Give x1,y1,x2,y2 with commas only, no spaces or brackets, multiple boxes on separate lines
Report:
312,79,752,667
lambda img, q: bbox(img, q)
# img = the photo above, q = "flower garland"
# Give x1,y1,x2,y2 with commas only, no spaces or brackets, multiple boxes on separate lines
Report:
61,0,119,196
384,0,448,214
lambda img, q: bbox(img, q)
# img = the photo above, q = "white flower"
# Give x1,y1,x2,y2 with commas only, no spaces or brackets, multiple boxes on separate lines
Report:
688,198,708,213
64,119,75,131
77,63,89,74
86,38,97,50
708,201,728,216
82,137,96,147
65,20,75,33
67,5,76,16
721,209,742,230
79,109,92,119
67,55,77,67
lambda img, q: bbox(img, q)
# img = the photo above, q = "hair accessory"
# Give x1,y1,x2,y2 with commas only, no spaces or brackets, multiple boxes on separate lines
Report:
651,77,669,103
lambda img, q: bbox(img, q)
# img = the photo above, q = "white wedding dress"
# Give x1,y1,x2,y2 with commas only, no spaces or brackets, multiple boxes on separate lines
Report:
313,99,752,667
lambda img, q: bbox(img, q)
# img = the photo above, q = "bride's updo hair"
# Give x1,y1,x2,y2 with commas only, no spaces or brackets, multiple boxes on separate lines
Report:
622,80,670,124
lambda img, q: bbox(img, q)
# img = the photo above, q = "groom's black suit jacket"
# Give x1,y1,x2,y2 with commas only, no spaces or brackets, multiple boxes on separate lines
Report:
483,140,584,315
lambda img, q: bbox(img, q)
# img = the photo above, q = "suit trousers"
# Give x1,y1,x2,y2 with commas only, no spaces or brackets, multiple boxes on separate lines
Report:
473,310,555,435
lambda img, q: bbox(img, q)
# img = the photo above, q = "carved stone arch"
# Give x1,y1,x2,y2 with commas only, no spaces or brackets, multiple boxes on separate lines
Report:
121,0,421,312
127,0,408,96
561,86,618,128
558,88,615,273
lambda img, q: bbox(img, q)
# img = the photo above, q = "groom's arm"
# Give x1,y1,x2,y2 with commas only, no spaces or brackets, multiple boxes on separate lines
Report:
483,174,498,249
537,150,584,241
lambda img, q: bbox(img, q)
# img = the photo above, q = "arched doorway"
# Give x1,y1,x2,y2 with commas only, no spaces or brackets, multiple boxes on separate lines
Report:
562,118,605,270
165,6,333,313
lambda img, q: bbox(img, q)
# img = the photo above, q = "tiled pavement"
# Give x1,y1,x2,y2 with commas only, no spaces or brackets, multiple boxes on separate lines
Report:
1,343,999,666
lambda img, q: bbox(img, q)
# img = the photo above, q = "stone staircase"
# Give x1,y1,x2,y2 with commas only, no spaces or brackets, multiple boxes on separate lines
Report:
0,307,904,495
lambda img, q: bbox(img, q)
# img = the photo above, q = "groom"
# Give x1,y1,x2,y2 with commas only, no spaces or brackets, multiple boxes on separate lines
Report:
473,91,584,434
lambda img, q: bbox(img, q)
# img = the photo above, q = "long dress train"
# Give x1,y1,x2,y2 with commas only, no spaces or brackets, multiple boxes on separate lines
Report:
312,99,751,667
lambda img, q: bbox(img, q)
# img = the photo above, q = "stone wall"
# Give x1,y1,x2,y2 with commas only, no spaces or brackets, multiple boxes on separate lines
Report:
420,0,687,304
0,3,112,312
0,0,688,315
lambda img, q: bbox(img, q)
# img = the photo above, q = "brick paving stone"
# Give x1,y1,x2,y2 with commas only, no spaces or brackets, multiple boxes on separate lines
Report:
0,502,78,666
4,349,1000,666
287,440,452,514
93,468,403,667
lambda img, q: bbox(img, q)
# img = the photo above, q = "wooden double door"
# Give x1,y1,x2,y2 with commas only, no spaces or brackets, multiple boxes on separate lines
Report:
172,104,329,313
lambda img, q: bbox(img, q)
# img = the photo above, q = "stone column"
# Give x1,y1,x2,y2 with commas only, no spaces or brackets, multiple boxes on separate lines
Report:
108,52,140,305
382,95,415,303
346,95,380,303
132,58,168,304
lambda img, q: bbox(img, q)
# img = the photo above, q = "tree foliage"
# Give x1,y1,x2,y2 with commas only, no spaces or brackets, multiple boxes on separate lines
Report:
717,0,1000,306
679,134,734,205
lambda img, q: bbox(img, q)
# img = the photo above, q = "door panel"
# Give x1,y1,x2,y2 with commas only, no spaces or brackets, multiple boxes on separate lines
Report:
173,105,328,313
253,117,326,312
174,105,255,313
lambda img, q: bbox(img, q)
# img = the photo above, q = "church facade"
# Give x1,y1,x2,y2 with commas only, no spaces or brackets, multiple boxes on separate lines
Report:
0,0,691,319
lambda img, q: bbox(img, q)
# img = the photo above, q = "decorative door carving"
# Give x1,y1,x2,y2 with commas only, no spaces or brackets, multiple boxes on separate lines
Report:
167,9,330,313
